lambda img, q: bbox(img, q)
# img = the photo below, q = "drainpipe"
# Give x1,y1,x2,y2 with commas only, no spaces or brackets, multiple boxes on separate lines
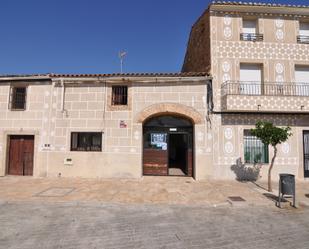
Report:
60,79,65,114
98,78,107,133
206,78,213,130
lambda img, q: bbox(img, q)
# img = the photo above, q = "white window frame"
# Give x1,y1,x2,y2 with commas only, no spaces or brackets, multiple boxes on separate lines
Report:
239,63,263,95
242,19,257,34
295,65,309,96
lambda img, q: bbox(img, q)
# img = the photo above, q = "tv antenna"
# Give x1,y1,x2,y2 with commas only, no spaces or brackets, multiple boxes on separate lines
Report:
118,51,127,73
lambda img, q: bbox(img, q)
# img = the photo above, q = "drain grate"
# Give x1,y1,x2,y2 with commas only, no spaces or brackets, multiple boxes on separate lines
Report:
34,187,75,197
228,196,246,202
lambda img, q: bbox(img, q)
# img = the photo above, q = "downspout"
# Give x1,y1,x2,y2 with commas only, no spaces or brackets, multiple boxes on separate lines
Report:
61,79,64,112
102,79,107,132
60,79,67,116
102,79,107,151
206,78,213,129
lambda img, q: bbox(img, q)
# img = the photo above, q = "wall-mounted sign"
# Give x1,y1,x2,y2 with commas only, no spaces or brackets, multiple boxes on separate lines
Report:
169,128,177,132
151,133,167,150
120,120,127,128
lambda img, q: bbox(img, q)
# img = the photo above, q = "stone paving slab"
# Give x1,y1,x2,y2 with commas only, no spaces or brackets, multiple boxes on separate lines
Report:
248,180,309,208
0,201,309,249
0,176,271,207
0,176,309,208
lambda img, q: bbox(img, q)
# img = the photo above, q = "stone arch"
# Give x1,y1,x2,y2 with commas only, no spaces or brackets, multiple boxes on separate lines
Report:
135,103,204,124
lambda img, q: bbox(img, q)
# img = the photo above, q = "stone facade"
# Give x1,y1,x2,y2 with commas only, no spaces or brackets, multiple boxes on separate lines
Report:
0,75,214,180
182,2,309,180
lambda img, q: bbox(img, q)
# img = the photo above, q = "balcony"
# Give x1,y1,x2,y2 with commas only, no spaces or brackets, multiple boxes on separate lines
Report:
297,35,309,44
221,81,309,113
240,33,263,42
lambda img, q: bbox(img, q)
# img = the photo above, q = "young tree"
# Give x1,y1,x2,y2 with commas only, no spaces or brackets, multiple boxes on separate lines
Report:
251,121,292,192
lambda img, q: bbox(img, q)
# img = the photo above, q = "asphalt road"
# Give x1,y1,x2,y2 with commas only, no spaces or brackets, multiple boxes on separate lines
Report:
0,201,309,249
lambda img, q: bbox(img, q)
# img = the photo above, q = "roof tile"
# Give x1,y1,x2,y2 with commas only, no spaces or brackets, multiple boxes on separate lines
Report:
211,1,309,9
50,72,209,78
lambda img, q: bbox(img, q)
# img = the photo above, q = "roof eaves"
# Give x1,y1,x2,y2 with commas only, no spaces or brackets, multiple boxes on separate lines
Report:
50,72,209,78
211,1,309,9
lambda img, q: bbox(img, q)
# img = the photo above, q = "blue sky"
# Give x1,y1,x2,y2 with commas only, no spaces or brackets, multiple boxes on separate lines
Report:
0,0,308,74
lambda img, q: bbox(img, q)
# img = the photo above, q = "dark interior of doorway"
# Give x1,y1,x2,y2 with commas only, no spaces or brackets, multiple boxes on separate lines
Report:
168,134,187,176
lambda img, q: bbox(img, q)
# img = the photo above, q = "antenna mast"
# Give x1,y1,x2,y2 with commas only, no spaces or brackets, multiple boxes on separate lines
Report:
118,51,127,73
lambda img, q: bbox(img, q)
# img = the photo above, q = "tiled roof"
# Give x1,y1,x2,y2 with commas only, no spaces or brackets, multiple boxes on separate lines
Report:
0,72,209,81
0,73,49,78
211,1,309,9
50,72,209,78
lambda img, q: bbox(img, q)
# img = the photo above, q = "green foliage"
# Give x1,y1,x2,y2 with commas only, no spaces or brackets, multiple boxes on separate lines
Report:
251,121,292,147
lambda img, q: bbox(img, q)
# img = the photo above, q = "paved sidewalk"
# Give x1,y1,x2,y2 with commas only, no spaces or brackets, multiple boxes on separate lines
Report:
1,177,309,248
0,176,309,207
247,180,309,208
1,202,309,249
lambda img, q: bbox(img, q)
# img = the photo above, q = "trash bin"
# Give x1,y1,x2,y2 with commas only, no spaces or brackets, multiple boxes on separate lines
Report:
278,174,295,208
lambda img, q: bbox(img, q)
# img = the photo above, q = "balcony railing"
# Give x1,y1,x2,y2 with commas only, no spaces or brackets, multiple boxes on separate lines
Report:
240,33,263,42
222,81,309,97
297,35,309,44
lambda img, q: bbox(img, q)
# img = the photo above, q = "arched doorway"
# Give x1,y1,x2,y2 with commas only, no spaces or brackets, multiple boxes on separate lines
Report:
143,115,193,177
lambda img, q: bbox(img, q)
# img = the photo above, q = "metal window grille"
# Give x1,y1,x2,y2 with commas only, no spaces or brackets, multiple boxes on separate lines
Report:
11,87,26,110
240,33,263,41
112,86,128,105
71,132,102,151
244,130,269,164
297,35,309,44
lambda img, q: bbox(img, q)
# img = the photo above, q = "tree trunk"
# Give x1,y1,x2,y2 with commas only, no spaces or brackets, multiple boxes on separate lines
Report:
268,146,277,192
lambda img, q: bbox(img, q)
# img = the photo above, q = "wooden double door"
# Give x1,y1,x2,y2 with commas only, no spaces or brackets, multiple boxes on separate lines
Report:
143,115,193,177
8,135,34,176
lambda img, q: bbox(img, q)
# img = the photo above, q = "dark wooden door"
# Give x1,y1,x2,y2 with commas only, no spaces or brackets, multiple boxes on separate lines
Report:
8,135,34,176
303,131,309,178
143,115,193,177
143,149,168,176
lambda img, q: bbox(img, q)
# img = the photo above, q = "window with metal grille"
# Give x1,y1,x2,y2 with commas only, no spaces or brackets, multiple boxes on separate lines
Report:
10,87,27,110
112,86,128,105
71,132,102,151
244,130,269,164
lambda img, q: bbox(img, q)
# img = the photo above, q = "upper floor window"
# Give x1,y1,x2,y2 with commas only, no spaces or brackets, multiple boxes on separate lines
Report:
239,64,263,95
71,132,102,152
241,19,263,41
9,86,27,110
298,22,309,44
295,65,309,96
112,85,128,105
244,130,269,164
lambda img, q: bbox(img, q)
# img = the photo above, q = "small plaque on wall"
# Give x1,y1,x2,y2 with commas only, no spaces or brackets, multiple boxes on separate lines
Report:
120,120,127,128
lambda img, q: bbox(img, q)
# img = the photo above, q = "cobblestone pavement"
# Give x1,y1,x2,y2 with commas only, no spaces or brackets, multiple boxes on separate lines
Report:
1,201,309,249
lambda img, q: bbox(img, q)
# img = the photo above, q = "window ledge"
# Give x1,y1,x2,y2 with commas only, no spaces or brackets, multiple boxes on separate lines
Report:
10,109,26,111
244,163,269,166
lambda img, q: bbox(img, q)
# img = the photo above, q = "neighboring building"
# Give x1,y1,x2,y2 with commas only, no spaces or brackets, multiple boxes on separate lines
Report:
0,73,212,179
183,1,309,180
1,1,309,181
